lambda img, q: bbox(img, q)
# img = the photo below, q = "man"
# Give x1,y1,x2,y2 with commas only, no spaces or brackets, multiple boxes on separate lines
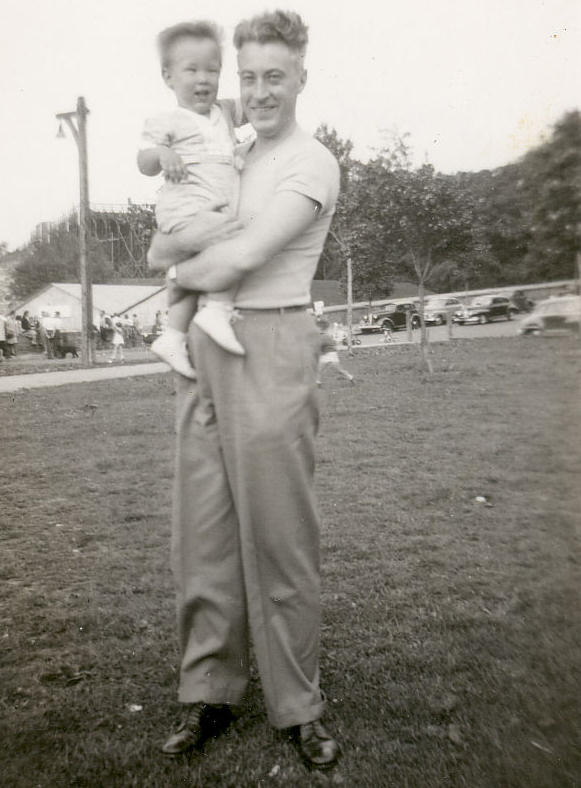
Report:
4,311,18,357
38,311,55,358
148,10,341,770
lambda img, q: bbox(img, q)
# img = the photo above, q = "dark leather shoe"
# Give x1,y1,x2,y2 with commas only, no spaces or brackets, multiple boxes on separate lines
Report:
161,702,208,756
296,718,342,770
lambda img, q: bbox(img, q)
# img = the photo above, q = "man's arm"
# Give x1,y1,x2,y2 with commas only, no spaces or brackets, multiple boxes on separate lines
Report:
168,191,320,293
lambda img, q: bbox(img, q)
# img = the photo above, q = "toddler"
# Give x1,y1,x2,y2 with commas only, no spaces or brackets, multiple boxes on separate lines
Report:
138,21,245,378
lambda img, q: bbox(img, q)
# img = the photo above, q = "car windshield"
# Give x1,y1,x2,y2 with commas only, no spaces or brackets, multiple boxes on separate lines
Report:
470,297,491,307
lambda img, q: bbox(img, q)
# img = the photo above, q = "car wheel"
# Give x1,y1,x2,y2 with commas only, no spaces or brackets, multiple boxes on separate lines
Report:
381,319,395,331
411,317,421,329
507,311,512,321
435,315,444,326
478,314,488,325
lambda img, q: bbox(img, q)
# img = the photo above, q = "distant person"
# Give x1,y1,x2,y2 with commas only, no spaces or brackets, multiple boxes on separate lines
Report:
108,322,125,364
39,311,56,359
132,314,142,345
100,313,115,344
0,312,6,361
4,311,18,357
20,311,37,343
316,318,355,385
138,20,246,378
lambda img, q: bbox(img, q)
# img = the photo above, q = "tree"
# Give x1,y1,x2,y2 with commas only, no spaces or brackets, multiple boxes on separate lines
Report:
377,163,474,368
314,125,356,284
455,166,530,288
11,230,115,302
520,111,581,281
456,110,581,287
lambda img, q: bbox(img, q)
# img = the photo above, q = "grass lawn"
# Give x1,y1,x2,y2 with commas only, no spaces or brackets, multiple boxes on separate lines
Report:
1,337,580,787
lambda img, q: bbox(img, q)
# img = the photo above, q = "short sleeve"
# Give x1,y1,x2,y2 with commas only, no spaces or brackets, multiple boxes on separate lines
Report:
275,143,340,214
139,114,173,149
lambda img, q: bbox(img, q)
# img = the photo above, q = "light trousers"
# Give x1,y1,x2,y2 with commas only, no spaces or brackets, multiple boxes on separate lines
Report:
172,309,325,728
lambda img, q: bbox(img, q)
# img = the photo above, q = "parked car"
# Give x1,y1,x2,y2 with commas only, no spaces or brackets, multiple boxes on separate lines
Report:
359,302,421,333
518,295,581,335
423,296,464,325
455,295,513,325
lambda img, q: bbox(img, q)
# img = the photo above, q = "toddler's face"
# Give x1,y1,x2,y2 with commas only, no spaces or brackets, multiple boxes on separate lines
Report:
163,36,221,115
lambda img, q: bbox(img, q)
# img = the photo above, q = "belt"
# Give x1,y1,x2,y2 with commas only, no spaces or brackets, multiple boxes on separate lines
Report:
235,305,310,314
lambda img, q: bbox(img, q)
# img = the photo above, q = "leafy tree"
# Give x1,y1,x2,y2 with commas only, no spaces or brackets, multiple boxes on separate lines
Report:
11,230,116,301
520,111,581,281
456,111,581,286
314,125,356,285
455,167,530,288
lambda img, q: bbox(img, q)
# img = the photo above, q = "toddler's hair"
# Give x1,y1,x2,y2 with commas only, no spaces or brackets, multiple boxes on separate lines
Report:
233,10,308,56
157,21,224,69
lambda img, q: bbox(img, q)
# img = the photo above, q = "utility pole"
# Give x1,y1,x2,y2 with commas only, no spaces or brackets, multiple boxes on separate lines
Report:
56,97,93,365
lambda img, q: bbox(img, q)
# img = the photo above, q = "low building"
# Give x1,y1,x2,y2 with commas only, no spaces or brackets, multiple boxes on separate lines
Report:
13,281,165,331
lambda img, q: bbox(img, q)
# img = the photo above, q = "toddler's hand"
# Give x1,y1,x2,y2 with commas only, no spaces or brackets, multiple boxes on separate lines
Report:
159,148,186,183
166,276,190,306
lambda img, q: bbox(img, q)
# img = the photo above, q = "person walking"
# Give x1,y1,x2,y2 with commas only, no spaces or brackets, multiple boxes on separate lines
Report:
147,10,342,770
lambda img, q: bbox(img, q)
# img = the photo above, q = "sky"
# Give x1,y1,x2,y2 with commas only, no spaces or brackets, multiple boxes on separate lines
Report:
0,0,579,250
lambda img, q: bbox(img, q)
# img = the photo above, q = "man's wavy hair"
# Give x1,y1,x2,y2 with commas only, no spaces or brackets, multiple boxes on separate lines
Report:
157,21,224,69
233,10,308,57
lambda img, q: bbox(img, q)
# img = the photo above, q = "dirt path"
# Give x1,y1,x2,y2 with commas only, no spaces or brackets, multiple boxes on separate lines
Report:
0,361,169,393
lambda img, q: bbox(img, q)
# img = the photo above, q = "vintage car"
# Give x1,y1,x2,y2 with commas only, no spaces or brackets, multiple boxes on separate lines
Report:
518,295,581,335
423,296,464,325
455,295,513,325
359,302,421,333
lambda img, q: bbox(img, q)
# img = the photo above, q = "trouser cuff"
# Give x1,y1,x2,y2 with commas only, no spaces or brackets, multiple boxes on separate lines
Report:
269,698,326,730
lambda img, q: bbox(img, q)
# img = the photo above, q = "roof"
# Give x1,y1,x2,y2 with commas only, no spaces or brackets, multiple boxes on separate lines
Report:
52,283,165,315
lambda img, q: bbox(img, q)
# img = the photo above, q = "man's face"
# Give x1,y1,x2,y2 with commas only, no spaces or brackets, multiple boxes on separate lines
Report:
163,37,221,116
238,41,306,140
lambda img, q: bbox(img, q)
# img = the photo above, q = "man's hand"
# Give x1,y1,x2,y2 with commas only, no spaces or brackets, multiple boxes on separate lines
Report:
148,211,244,270
159,148,187,183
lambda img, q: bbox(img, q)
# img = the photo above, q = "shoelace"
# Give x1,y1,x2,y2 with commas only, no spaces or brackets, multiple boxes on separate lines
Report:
177,702,206,732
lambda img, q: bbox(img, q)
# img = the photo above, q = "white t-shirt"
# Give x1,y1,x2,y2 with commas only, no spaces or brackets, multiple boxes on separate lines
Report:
234,127,340,309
